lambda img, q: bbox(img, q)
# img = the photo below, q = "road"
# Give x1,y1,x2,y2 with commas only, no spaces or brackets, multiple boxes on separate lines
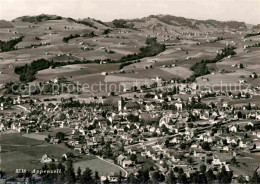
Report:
124,135,175,150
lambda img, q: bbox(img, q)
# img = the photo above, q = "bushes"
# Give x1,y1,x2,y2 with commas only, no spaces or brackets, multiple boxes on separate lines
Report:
63,32,95,43
63,34,80,43
201,46,236,64
247,43,260,48
118,60,140,70
213,46,236,62
210,37,224,43
112,19,134,28
245,32,260,38
76,20,97,29
21,15,62,23
187,46,236,82
67,18,97,29
119,37,165,63
188,62,211,82
15,59,66,83
102,29,111,35
0,36,24,52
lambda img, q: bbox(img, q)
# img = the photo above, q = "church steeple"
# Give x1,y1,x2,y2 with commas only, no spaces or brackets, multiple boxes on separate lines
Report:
118,96,124,112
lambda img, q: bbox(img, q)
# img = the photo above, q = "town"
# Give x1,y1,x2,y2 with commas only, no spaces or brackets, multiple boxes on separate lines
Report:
0,4,260,184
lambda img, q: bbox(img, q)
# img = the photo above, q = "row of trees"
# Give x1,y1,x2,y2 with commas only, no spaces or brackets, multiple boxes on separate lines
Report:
67,17,98,29
12,159,260,184
14,59,67,82
21,15,62,23
245,32,260,38
63,32,95,43
247,43,260,48
119,37,165,64
16,160,101,184
118,60,140,70
187,46,236,82
210,37,225,43
126,165,233,184
112,19,134,28
188,62,211,82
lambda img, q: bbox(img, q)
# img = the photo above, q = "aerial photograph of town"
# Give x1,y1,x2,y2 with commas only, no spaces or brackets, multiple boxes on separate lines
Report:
0,0,260,183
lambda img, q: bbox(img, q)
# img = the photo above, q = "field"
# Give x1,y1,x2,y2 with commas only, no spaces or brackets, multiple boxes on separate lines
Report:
196,70,252,86
228,95,260,106
1,133,74,176
74,157,127,177
37,127,73,136
160,66,193,79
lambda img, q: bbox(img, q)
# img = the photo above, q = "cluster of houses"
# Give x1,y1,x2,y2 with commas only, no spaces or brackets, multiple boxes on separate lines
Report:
1,77,260,182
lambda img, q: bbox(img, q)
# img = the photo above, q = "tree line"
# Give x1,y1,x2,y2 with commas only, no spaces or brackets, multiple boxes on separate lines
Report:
67,17,98,29
63,32,96,43
21,15,62,23
187,46,236,82
245,32,260,38
112,19,134,29
0,36,24,52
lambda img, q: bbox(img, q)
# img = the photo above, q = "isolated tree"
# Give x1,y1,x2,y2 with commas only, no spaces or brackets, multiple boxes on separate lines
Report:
137,169,150,183
250,171,260,183
200,164,206,173
231,157,237,165
127,173,137,183
57,163,65,181
206,169,215,183
187,157,194,165
56,132,65,141
165,139,170,148
130,154,137,163
76,167,82,181
177,173,187,184
237,175,247,183
145,37,157,45
180,143,186,150
152,171,161,182
94,171,100,184
118,171,122,183
166,170,176,184
188,123,194,128
248,102,252,110
245,124,253,131
217,166,233,184
201,142,211,151
237,111,243,119
80,167,93,184
65,160,76,184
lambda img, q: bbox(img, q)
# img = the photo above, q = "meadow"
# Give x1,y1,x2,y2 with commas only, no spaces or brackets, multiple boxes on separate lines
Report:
1,133,73,176
74,157,127,177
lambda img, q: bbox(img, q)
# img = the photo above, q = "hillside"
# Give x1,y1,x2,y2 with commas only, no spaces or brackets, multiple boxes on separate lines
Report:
0,20,15,28
116,14,249,33
0,14,259,90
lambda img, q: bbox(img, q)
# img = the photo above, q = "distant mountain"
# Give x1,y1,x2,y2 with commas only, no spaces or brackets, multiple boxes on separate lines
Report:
11,14,109,30
112,14,250,33
5,14,258,34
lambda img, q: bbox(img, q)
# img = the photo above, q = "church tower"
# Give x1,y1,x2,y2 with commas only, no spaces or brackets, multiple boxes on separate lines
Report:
118,97,124,112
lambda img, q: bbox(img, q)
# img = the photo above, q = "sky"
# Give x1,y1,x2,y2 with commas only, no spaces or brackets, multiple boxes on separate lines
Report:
0,0,260,24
